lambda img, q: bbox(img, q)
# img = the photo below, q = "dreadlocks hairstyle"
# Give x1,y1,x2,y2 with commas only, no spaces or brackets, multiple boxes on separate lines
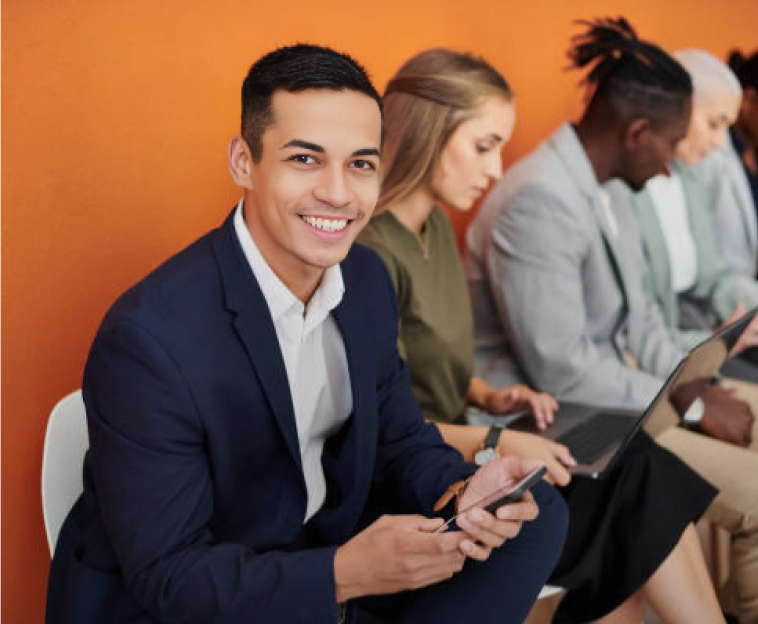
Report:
378,48,512,211
568,17,692,124
729,49,758,92
241,44,382,162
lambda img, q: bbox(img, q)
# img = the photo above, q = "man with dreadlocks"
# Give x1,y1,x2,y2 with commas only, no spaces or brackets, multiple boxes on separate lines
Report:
467,16,758,623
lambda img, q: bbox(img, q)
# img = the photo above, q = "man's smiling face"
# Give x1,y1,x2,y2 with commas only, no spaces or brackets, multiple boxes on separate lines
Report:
238,88,382,296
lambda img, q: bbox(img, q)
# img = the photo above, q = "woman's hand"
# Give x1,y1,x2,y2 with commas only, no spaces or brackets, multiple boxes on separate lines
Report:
484,385,558,430
454,457,542,560
498,429,576,486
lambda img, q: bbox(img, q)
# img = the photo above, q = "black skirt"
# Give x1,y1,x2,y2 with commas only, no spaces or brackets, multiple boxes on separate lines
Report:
549,430,717,624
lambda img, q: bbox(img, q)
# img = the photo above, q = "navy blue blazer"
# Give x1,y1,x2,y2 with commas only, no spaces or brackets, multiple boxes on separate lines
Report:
46,210,475,624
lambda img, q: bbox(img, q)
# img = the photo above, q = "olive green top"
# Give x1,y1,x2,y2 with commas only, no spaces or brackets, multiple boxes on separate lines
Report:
357,207,474,423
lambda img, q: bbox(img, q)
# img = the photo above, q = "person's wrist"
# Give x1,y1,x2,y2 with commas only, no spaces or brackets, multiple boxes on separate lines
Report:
474,425,504,466
434,477,471,513
334,544,363,603
482,388,500,412
682,397,706,429
470,385,491,411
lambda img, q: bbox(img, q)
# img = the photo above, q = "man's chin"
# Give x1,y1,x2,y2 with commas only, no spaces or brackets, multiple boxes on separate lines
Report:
301,245,353,270
622,177,647,193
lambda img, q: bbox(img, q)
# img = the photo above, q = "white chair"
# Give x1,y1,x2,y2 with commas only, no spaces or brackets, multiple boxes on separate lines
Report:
41,389,89,555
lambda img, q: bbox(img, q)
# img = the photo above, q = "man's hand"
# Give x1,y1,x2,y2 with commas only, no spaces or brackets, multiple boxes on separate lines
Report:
671,377,754,446
333,515,466,602
698,385,754,446
454,457,543,561
485,385,558,430
498,430,576,486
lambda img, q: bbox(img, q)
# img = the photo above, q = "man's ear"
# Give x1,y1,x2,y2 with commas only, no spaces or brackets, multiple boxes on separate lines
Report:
228,135,255,190
623,117,652,150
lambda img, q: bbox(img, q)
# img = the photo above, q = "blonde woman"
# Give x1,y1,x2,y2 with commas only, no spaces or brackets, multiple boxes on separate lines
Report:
358,47,724,624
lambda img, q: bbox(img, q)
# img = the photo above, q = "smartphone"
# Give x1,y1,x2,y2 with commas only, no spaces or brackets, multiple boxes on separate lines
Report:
436,465,547,533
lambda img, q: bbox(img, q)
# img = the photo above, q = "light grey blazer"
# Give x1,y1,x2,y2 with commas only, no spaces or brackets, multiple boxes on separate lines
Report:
627,160,758,351
465,123,682,410
699,142,758,278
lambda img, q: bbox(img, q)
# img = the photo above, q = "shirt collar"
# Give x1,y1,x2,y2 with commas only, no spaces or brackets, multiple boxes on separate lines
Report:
233,199,344,326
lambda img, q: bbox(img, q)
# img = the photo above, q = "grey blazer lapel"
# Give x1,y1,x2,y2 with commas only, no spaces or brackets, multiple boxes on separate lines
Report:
734,166,758,257
552,123,634,313
680,166,715,292
591,192,634,308
635,189,673,302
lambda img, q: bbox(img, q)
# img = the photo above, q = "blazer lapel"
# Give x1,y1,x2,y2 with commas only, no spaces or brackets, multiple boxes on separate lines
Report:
729,134,758,255
553,124,634,306
332,298,374,489
331,283,374,502
304,257,376,543
734,169,758,256
591,191,634,308
211,211,302,472
635,189,673,299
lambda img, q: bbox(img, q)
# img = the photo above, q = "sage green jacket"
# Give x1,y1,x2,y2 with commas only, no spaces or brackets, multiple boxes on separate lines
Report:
632,161,758,350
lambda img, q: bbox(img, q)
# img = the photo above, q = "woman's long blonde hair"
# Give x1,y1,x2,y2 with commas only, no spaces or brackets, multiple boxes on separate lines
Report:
378,48,513,212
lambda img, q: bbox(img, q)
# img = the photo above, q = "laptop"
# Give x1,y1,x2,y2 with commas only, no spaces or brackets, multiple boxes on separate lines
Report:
480,307,757,479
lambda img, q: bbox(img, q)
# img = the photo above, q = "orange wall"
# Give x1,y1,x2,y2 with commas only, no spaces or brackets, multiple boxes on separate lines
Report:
3,1,757,621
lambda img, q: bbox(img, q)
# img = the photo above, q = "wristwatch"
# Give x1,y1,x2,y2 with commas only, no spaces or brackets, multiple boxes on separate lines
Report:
682,396,705,428
474,424,505,466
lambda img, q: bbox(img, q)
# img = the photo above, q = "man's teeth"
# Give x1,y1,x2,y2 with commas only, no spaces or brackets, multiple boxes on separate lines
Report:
301,216,349,232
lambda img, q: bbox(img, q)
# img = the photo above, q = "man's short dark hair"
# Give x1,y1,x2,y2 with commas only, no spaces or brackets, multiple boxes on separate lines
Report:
568,17,693,125
241,44,383,162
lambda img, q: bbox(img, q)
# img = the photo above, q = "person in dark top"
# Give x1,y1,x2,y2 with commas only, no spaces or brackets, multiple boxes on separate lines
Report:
730,49,758,216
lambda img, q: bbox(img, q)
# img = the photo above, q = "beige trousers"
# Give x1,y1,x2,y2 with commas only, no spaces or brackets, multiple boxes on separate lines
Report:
656,378,758,624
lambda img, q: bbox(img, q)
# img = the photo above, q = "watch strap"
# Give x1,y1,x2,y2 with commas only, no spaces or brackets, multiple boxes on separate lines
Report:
483,424,505,450
433,477,471,518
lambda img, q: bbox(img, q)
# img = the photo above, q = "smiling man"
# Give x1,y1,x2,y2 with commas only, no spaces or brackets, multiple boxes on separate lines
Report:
45,45,567,624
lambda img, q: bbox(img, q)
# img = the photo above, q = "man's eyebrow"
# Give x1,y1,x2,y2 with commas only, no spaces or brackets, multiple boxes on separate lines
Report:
281,140,381,158
281,139,325,152
352,148,382,158
487,133,504,143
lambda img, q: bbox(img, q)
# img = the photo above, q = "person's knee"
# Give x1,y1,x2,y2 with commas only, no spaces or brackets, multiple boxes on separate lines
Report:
498,479,568,572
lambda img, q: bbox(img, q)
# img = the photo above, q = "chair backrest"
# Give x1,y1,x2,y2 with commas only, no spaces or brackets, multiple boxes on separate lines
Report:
41,390,88,555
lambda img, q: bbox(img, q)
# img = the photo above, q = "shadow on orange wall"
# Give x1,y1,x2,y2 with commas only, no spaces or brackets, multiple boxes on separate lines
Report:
3,1,757,621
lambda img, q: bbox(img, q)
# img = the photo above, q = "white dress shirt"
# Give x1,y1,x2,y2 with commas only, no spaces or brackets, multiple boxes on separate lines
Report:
234,201,353,523
597,187,619,239
647,173,698,293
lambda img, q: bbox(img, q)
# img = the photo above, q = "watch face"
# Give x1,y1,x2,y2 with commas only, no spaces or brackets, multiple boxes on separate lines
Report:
684,397,705,425
474,448,499,466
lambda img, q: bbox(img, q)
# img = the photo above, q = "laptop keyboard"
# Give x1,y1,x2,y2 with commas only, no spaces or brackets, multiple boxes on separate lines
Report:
556,413,635,465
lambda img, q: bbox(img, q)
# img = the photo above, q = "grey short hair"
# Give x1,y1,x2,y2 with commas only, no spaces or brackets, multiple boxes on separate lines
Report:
674,48,742,103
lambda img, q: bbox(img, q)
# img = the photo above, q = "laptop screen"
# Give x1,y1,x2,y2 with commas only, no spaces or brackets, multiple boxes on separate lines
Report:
642,306,757,440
